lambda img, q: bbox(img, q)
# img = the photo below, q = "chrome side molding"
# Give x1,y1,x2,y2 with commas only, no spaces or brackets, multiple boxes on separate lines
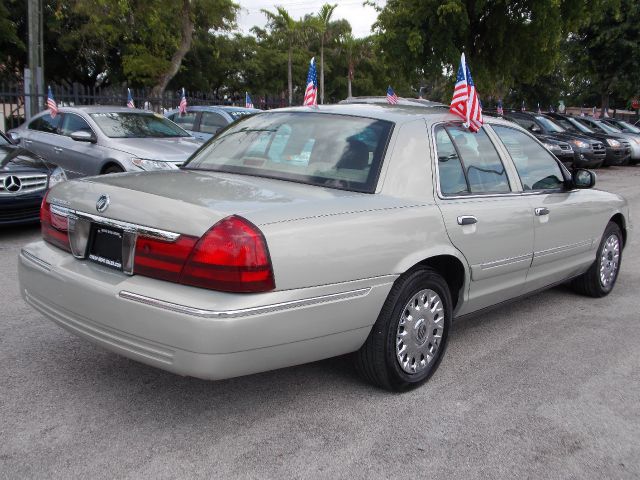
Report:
118,287,372,319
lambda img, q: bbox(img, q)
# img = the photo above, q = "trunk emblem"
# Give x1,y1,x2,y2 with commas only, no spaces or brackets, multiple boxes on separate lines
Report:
96,194,110,213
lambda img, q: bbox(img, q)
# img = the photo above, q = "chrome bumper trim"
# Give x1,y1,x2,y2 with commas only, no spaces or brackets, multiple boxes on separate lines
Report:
50,204,180,241
20,249,52,271
118,287,372,319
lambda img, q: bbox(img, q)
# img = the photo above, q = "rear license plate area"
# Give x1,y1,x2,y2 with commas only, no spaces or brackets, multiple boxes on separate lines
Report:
88,225,124,271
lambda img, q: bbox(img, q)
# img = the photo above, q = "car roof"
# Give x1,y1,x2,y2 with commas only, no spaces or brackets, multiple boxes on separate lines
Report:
56,106,158,114
339,96,447,108
167,105,261,114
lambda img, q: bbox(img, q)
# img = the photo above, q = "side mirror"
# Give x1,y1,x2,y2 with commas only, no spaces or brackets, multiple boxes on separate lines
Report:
8,131,20,143
572,168,596,189
70,130,96,143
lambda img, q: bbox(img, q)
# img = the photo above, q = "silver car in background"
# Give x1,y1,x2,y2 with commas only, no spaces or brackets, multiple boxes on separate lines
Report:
18,104,629,391
166,106,260,142
8,107,203,177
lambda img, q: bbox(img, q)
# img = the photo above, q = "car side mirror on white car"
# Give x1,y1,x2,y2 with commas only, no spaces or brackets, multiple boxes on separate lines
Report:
572,168,596,189
70,130,96,143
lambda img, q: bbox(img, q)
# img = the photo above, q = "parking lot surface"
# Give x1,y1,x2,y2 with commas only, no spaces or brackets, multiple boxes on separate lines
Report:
1,167,639,479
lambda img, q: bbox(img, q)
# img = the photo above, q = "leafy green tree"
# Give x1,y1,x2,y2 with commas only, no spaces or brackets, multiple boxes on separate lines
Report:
0,0,24,79
338,33,372,98
312,3,337,104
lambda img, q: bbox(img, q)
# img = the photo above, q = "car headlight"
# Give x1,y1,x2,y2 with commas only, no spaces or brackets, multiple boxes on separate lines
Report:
48,167,67,188
543,143,559,151
606,138,621,147
131,158,178,171
570,140,589,149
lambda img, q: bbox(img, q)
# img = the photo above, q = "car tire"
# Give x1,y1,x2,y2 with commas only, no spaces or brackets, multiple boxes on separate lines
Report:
355,266,452,391
103,165,124,174
571,221,622,298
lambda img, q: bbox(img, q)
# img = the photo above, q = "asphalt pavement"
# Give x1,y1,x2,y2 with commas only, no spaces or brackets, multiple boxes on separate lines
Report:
1,167,639,479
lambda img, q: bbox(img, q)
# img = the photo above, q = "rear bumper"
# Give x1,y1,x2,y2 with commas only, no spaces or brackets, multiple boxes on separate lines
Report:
0,191,44,225
18,241,393,380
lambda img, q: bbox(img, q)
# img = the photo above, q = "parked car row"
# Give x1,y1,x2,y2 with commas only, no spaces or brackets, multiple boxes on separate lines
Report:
487,110,640,167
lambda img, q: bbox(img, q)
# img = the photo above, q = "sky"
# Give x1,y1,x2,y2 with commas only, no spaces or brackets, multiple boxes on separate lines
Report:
233,0,386,38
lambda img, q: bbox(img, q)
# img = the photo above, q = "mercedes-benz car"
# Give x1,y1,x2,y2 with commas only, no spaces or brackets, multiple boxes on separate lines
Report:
18,104,628,391
8,107,202,177
0,131,66,225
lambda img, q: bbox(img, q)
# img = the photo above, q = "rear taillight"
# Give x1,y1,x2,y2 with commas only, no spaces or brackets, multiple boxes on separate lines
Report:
134,235,198,283
133,215,275,293
40,192,71,252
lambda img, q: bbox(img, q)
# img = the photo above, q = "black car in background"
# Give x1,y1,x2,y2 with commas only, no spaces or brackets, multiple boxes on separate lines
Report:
500,111,606,168
0,131,66,225
570,116,639,164
547,113,631,166
602,118,640,135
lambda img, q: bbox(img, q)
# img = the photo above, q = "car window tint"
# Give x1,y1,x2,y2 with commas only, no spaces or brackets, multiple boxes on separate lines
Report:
200,112,228,134
28,114,61,134
434,126,468,195
447,125,510,194
60,113,93,136
493,125,564,191
171,111,198,130
508,116,535,131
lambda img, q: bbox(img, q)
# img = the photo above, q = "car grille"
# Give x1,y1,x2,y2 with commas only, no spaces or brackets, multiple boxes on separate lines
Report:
0,205,41,221
591,143,606,156
0,173,48,196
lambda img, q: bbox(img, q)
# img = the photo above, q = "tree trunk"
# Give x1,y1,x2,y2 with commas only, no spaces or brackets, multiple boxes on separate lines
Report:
320,36,325,104
288,46,293,106
151,0,194,99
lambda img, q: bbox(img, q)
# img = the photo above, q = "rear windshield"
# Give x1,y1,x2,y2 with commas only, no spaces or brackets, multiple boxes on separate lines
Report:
90,112,191,138
183,112,393,193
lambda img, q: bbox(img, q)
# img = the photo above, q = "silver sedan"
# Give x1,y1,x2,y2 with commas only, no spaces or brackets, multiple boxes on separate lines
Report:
8,106,203,177
18,104,628,391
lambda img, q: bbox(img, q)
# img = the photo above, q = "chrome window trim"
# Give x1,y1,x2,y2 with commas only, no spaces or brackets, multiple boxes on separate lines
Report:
118,287,372,319
49,204,180,241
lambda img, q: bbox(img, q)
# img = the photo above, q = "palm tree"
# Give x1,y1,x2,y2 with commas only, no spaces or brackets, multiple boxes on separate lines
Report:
314,4,337,104
340,33,371,98
262,7,302,106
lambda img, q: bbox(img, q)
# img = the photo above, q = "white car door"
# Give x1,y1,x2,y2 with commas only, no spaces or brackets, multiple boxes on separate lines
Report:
491,125,602,292
433,124,534,315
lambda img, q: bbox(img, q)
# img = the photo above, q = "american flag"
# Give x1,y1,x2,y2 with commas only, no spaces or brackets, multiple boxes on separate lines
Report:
245,92,254,109
47,86,58,118
496,99,504,116
449,53,483,132
179,88,187,115
303,57,317,106
127,88,135,109
387,86,398,104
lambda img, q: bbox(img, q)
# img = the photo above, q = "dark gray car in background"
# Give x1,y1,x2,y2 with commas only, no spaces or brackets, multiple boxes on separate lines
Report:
8,107,202,177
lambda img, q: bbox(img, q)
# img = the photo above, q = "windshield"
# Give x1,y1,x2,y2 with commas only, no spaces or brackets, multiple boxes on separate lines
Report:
184,112,393,193
535,116,564,133
613,120,640,133
593,120,622,134
89,112,191,138
567,117,594,133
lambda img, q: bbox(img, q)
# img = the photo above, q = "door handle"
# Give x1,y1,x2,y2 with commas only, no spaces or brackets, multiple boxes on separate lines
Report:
53,147,63,153
535,207,550,216
457,215,477,226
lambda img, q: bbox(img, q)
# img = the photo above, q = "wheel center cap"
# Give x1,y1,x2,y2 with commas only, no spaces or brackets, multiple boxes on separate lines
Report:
414,319,428,345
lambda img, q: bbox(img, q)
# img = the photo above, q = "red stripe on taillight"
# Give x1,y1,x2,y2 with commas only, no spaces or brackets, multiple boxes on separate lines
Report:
40,191,71,252
134,235,198,282
180,216,275,293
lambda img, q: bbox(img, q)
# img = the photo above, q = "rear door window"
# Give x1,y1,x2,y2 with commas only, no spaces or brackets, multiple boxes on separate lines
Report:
493,125,565,191
169,111,199,131
28,114,61,134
